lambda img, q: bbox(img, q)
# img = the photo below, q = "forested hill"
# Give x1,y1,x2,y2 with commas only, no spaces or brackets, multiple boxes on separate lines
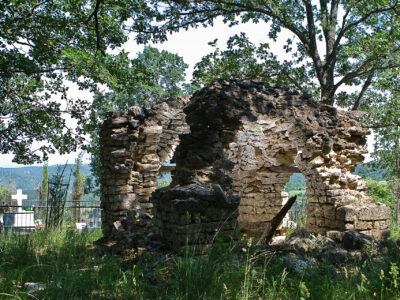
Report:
354,163,386,181
0,164,93,191
0,162,385,193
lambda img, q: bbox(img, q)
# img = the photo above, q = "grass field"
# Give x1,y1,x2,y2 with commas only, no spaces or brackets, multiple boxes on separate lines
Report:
1,228,400,299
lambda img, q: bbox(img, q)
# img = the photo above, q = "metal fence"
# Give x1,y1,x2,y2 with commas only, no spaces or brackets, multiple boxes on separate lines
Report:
0,199,101,234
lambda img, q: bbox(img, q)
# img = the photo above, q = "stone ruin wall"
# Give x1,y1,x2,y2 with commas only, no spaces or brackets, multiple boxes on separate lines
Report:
228,119,389,238
99,79,391,252
99,98,189,238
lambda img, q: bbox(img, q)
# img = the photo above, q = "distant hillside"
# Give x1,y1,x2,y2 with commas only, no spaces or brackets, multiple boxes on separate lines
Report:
0,164,94,199
0,161,385,201
1,162,384,191
354,162,386,181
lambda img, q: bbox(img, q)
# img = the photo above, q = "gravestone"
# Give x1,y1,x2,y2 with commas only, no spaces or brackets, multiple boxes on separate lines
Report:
75,222,87,232
3,189,35,231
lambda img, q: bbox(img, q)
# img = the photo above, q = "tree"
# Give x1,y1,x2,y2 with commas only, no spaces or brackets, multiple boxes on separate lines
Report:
363,75,400,223
130,0,400,106
0,183,13,206
0,0,152,164
365,178,394,210
41,162,49,203
88,46,189,188
90,46,189,112
0,184,13,216
39,161,49,220
192,34,316,94
132,46,191,105
4,0,399,164
7,173,12,202
72,153,86,223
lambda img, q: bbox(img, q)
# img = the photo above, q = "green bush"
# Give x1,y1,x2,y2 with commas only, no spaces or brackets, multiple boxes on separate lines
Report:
365,178,393,209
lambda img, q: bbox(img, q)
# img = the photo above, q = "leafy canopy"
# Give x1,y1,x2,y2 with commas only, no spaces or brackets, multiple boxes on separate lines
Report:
0,0,153,164
130,0,400,106
361,65,400,183
192,33,316,94
3,0,400,164
359,56,400,219
365,178,394,210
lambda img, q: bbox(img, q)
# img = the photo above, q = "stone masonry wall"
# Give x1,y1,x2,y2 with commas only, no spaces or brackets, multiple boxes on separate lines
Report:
151,184,240,252
99,97,189,238
154,79,390,244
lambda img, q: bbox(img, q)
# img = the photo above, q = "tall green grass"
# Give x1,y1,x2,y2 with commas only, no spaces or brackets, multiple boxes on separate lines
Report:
1,229,400,299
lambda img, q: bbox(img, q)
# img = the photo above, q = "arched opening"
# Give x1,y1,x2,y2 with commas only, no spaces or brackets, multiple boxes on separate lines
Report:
285,173,307,228
157,161,173,188
228,119,308,238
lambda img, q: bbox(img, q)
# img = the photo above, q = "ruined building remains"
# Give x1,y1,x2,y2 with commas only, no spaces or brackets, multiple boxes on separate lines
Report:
99,79,391,252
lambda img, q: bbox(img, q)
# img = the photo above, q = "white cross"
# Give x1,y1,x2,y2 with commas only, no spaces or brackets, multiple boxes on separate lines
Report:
12,189,27,213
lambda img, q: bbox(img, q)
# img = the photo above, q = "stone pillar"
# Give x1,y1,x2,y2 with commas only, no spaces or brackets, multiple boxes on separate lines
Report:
99,98,189,239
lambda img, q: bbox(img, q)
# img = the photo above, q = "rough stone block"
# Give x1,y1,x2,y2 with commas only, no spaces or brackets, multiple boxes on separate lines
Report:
239,206,255,214
354,220,373,230
360,229,390,240
326,230,344,242
357,204,391,221
344,223,354,230
374,220,390,230
336,205,356,222
111,149,130,158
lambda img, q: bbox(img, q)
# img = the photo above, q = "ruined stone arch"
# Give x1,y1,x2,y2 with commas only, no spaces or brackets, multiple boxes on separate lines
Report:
229,116,358,236
100,79,390,251
99,97,189,237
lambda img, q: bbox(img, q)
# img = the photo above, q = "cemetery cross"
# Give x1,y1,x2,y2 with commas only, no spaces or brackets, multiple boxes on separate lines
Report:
12,189,27,213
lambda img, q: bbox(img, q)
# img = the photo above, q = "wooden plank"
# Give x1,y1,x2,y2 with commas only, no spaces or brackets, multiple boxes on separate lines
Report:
159,165,175,172
256,195,297,245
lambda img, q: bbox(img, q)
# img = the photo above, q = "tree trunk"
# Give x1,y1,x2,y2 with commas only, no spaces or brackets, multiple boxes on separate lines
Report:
320,79,335,106
397,190,400,226
396,156,400,226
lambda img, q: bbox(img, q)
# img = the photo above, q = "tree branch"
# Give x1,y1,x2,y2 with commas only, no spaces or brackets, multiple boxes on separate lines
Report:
86,0,101,24
367,122,400,129
130,12,227,34
86,0,105,56
15,0,51,22
334,41,400,92
302,0,323,81
335,61,400,92
166,0,313,55
321,0,338,62
334,2,398,54
352,69,375,110
256,195,297,245
278,69,308,94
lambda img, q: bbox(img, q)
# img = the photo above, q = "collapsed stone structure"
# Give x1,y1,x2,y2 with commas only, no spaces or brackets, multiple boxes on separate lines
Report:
100,98,189,238
99,79,390,252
